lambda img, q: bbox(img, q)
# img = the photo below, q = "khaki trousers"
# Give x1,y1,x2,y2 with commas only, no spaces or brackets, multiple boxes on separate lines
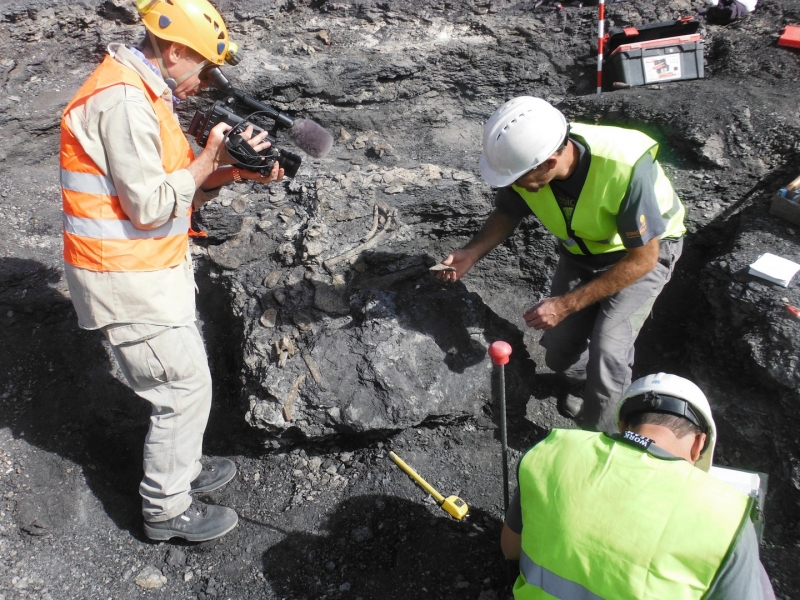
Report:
104,323,212,521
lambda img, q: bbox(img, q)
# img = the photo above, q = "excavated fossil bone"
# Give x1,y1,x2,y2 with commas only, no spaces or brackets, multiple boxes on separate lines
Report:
282,374,305,422
301,349,327,390
323,205,398,271
363,203,381,242
274,335,297,367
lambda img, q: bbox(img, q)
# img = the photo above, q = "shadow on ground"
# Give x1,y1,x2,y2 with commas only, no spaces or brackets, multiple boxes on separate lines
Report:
262,493,510,600
0,258,149,538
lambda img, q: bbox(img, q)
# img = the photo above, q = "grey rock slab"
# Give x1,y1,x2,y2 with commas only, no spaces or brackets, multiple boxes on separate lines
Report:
243,274,527,441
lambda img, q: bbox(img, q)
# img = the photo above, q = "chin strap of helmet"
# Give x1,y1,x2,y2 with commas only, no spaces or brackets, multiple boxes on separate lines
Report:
147,30,177,90
147,30,209,90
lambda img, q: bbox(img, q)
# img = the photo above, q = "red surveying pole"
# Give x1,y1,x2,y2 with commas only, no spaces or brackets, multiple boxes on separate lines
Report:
488,341,512,514
597,0,605,94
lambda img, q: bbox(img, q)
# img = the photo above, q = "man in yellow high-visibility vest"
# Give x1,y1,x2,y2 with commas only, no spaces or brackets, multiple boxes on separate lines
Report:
435,97,685,433
500,373,775,599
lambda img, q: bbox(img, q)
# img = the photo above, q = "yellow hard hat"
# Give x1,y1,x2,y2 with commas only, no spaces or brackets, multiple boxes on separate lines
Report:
136,0,238,66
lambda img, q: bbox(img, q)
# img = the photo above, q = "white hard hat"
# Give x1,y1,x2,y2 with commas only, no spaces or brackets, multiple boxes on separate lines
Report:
478,96,569,188
616,373,717,472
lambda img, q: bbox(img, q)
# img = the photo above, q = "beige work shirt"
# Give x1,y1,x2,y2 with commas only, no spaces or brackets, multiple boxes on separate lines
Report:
63,44,214,336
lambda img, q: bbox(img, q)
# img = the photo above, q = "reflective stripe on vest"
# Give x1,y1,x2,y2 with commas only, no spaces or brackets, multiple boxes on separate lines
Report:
513,430,751,600
517,552,603,600
60,169,117,196
60,55,194,272
63,213,191,239
513,123,686,256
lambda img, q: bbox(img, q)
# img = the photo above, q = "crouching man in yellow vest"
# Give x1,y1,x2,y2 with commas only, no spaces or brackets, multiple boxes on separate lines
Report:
501,373,776,600
435,97,686,433
60,0,284,542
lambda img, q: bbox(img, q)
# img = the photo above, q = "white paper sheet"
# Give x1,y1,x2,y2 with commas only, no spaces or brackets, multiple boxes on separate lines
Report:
748,253,800,287
709,466,761,498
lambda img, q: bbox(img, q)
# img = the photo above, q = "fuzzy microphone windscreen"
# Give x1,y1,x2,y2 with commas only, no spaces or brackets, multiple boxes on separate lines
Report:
289,118,334,158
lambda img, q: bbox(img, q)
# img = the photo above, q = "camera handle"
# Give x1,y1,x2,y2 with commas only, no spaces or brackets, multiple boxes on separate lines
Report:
207,68,294,131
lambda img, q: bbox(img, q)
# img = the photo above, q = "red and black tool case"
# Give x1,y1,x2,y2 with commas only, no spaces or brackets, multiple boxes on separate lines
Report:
605,17,705,87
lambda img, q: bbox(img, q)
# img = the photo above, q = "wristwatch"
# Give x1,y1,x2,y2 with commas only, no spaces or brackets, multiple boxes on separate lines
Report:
232,168,243,184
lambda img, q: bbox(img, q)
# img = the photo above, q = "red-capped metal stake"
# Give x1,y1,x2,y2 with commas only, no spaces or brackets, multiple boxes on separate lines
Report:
596,0,605,94
488,341,512,366
488,341,512,513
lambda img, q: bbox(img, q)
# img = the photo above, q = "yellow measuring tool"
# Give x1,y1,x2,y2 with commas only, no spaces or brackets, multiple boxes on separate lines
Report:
388,451,469,520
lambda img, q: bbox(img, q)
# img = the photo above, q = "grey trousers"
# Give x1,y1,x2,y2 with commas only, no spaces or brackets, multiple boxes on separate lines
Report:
540,238,683,434
104,323,212,521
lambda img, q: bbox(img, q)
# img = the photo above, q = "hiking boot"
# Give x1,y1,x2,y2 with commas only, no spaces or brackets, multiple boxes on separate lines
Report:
557,383,584,420
190,457,237,494
144,500,238,542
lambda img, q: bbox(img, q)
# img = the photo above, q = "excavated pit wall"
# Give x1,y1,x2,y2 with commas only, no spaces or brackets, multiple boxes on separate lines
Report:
187,0,800,550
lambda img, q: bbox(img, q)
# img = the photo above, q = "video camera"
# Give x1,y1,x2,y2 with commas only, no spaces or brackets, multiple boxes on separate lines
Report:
188,100,302,178
187,68,333,180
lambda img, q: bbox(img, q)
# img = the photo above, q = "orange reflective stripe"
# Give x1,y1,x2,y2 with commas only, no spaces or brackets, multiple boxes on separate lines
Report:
60,140,95,172
63,56,161,115
62,189,129,220
60,55,195,272
63,232,187,272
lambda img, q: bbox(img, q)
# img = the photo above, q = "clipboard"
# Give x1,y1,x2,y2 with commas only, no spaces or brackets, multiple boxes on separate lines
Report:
709,465,769,544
